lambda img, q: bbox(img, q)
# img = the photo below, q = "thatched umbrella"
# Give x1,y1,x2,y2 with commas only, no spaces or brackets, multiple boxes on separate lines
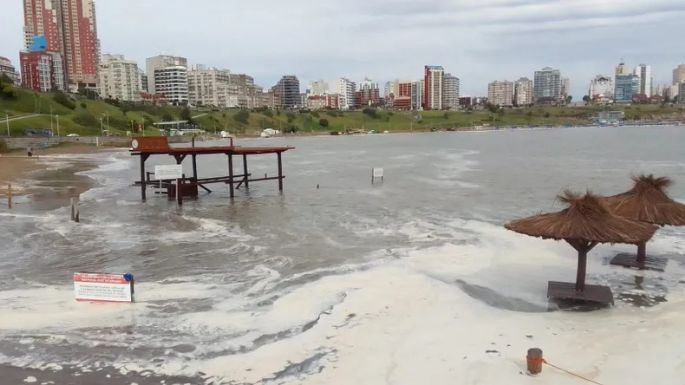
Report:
602,175,685,265
505,191,657,296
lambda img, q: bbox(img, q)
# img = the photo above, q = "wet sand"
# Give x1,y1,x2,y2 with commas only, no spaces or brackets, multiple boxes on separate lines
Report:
0,143,105,186
0,364,204,385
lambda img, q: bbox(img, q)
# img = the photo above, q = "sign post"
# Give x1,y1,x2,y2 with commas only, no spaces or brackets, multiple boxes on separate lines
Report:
73,272,134,303
154,164,183,180
371,167,384,184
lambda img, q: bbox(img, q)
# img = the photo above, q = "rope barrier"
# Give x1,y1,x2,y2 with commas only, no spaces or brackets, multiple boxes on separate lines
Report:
543,359,605,385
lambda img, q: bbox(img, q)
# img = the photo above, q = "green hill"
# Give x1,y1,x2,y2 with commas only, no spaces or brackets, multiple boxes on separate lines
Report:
1,76,682,137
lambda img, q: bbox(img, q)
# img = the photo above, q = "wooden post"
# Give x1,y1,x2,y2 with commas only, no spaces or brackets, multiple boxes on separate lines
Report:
139,154,147,201
277,152,283,191
7,184,12,209
228,154,234,198
177,175,183,205
192,154,198,182
242,154,249,189
576,249,588,292
70,196,80,223
526,348,543,374
636,241,647,264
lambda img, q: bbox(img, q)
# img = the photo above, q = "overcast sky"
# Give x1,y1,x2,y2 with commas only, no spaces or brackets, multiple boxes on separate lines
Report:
1,0,684,98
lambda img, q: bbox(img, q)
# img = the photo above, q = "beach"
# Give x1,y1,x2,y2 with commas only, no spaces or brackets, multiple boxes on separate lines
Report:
0,126,684,385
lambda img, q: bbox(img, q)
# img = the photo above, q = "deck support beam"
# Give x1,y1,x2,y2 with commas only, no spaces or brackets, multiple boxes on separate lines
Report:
243,154,249,189
228,154,234,198
139,154,150,201
277,152,283,192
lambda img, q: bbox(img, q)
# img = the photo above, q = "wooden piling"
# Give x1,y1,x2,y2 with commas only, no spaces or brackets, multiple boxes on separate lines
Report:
242,154,249,189
70,196,80,223
277,152,283,191
228,154,234,198
7,184,12,209
526,348,543,374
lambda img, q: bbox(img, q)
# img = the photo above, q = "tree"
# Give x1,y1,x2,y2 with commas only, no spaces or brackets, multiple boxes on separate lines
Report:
582,95,590,105
319,118,329,127
565,95,573,104
233,110,250,124
180,106,193,123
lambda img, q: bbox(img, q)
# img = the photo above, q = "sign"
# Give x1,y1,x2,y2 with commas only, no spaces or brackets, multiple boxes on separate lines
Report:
74,273,134,303
372,168,384,178
155,164,183,180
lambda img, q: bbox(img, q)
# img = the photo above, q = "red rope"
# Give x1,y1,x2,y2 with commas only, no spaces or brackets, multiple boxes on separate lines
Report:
543,359,605,385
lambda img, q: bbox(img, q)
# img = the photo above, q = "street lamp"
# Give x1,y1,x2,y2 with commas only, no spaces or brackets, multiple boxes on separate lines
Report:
5,113,9,137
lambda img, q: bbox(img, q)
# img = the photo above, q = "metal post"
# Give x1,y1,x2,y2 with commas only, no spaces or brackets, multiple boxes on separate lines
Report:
228,154,234,198
177,174,183,206
139,155,147,201
7,184,12,209
277,152,283,191
56,115,60,137
6,113,9,137
242,154,249,189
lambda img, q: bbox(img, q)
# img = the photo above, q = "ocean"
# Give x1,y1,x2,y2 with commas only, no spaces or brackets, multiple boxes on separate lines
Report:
1,125,684,385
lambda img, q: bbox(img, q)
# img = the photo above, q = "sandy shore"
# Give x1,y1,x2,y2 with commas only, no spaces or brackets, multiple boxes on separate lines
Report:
0,143,108,187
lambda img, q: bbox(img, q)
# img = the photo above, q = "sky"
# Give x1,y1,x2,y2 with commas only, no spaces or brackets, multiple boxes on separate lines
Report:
1,0,684,98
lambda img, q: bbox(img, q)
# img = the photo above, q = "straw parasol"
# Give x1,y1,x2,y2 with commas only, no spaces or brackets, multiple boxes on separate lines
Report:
603,174,685,264
505,191,657,294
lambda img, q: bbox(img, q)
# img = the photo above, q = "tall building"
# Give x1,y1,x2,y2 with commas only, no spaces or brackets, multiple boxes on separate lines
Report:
442,73,460,110
97,54,141,101
679,83,685,104
423,65,444,110
560,78,570,102
308,80,329,96
614,74,639,103
633,64,652,97
139,70,148,92
0,57,20,84
357,78,380,106
20,50,65,92
23,0,100,89
533,67,561,103
187,66,238,108
488,80,514,107
411,80,424,110
672,64,685,85
154,66,188,105
589,75,614,102
145,55,188,94
334,78,356,110
275,75,300,109
514,77,533,106
615,61,630,76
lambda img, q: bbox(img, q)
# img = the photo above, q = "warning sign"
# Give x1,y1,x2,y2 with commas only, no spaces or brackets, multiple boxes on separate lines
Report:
73,273,134,303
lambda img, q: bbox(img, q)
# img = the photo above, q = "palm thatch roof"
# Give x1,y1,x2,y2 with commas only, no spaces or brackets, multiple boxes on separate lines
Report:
505,191,657,244
602,174,685,226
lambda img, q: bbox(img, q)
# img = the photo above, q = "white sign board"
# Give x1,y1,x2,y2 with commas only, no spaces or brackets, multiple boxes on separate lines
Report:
372,168,384,178
155,164,183,180
74,273,133,303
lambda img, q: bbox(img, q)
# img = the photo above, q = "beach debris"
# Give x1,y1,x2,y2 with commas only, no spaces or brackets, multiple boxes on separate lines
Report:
371,167,384,184
526,348,543,374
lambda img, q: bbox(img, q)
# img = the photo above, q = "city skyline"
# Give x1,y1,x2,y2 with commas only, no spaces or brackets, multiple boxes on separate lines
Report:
1,0,684,98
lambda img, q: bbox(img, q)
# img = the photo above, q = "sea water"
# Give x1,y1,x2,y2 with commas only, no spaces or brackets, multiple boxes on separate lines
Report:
0,126,684,384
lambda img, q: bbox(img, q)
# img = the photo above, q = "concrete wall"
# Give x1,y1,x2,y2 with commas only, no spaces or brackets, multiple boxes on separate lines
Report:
2,136,194,150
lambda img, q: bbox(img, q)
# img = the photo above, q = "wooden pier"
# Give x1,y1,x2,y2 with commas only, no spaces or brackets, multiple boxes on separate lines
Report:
130,137,293,203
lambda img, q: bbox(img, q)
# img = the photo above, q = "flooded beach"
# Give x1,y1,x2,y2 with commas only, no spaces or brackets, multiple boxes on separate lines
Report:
0,125,684,385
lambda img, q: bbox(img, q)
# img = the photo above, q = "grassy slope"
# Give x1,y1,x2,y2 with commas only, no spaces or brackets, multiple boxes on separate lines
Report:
2,88,683,137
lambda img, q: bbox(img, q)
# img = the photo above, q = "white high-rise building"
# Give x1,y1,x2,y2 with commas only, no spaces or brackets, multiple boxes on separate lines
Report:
308,80,329,96
442,73,460,110
154,66,188,105
634,64,652,97
97,54,142,102
672,64,685,85
589,75,614,101
334,78,356,110
488,80,514,107
187,65,240,108
146,55,188,94
514,77,533,106
411,80,424,110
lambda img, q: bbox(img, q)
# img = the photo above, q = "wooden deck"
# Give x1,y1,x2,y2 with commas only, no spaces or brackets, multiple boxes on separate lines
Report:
547,281,614,306
609,253,668,272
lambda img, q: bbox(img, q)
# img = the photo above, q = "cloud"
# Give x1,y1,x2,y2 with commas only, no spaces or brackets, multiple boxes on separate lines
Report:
0,0,683,97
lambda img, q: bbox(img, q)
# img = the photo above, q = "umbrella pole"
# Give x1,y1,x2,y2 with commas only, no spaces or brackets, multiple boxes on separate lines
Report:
636,241,647,264
575,249,587,292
